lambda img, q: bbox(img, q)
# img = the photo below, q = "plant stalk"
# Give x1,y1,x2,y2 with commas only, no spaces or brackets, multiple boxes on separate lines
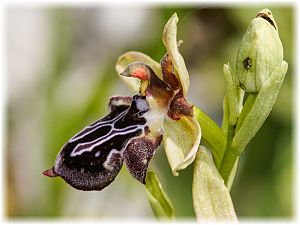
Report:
219,125,238,184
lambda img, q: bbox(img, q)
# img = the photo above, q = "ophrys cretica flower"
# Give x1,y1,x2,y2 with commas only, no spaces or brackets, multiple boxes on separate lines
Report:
43,13,201,191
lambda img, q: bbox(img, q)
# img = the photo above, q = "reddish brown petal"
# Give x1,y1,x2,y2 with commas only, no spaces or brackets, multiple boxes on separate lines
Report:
168,90,194,120
160,53,180,91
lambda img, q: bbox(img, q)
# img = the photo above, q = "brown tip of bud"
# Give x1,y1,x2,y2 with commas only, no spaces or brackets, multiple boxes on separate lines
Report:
256,12,276,30
43,168,58,177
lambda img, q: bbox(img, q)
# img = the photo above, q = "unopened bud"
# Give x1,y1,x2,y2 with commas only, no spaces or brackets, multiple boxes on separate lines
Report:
236,9,284,92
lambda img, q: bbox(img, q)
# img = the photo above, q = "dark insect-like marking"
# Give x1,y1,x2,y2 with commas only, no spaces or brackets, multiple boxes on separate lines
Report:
243,57,252,70
43,94,162,191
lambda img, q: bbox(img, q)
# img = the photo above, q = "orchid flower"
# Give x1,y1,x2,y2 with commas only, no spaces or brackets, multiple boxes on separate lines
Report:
43,13,201,191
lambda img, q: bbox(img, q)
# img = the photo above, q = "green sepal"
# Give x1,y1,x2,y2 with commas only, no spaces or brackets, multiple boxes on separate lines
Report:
162,13,190,96
163,115,201,176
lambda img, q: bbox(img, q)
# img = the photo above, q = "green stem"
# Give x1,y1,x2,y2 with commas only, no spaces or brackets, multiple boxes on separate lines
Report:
193,107,226,168
235,93,257,132
219,125,238,184
219,147,240,185
226,156,239,191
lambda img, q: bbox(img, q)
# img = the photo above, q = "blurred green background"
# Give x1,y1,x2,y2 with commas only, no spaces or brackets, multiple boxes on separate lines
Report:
6,5,294,219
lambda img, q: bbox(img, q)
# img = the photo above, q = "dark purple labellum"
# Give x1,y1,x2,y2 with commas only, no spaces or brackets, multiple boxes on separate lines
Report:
43,94,161,191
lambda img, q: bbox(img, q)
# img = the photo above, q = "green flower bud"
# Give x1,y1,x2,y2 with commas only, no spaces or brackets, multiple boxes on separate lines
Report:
236,9,284,92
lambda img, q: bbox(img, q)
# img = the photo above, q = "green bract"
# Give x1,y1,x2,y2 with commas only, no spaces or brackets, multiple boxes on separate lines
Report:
192,147,237,222
236,9,284,92
233,61,288,151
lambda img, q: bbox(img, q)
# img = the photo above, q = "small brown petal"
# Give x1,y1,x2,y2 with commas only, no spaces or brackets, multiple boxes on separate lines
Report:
124,135,162,184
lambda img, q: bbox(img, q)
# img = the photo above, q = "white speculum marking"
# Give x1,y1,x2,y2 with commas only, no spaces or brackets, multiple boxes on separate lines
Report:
70,125,143,157
103,149,120,171
69,109,134,157
65,95,151,176
69,111,127,142
110,97,131,107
